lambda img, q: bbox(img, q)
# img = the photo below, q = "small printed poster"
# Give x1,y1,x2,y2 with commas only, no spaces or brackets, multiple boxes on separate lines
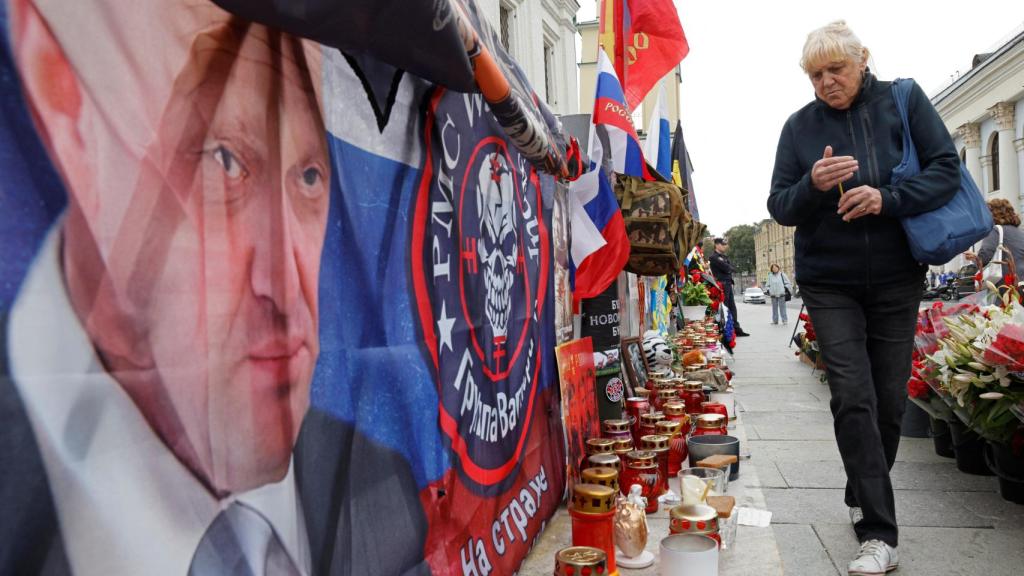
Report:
555,337,599,491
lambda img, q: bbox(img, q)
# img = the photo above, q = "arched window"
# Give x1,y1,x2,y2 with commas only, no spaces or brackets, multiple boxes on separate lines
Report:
990,132,1000,191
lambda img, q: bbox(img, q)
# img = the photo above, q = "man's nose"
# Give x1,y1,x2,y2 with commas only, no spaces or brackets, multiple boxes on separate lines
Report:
250,182,301,316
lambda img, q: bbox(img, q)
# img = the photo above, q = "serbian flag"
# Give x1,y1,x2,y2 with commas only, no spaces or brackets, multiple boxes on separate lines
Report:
593,49,653,180
643,82,672,180
600,0,689,110
569,134,630,303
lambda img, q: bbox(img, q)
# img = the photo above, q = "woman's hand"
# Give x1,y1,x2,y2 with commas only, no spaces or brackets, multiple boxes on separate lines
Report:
812,145,859,192
837,185,883,221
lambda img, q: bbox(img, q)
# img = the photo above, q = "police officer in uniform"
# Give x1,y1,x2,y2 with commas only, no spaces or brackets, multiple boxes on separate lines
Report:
709,237,750,337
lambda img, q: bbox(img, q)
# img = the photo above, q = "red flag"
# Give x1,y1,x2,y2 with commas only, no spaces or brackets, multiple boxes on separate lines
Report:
601,0,689,110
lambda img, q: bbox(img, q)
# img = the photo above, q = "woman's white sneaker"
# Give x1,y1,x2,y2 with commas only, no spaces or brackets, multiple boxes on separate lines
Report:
848,539,898,575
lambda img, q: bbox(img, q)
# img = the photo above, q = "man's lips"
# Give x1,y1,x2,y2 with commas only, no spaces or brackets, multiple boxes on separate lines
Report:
249,337,305,361
247,338,309,388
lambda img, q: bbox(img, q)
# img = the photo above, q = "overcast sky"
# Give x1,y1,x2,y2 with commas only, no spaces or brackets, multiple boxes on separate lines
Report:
576,1,1024,235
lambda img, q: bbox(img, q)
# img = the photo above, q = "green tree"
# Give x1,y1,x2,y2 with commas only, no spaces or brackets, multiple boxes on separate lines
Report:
723,224,756,275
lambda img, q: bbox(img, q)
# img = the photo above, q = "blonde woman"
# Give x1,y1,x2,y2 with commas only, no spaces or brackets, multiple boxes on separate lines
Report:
768,21,959,576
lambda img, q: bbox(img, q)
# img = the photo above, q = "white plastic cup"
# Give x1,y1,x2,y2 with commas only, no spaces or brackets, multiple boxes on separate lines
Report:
709,390,735,420
659,534,719,576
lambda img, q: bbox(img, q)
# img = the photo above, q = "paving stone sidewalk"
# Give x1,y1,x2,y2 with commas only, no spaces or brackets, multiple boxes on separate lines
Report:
734,300,1024,576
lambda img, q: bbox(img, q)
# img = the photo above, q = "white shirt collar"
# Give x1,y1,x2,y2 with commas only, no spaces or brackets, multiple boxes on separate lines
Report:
8,225,310,576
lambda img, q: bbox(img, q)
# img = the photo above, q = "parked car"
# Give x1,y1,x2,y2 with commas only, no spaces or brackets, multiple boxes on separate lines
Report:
742,287,766,304
955,263,978,299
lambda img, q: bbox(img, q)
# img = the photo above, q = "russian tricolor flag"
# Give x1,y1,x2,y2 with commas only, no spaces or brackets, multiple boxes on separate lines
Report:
569,134,630,303
643,82,672,180
593,50,654,181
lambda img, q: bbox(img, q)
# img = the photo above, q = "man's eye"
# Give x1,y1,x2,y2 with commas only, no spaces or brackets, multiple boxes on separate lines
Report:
302,167,321,187
213,145,246,180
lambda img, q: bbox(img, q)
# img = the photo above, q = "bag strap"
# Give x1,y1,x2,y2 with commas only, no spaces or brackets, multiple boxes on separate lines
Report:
994,224,1005,262
890,78,918,181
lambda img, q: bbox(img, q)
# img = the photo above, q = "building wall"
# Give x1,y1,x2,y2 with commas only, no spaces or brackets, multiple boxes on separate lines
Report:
577,6,680,134
754,220,796,287
933,29,1024,273
478,0,581,116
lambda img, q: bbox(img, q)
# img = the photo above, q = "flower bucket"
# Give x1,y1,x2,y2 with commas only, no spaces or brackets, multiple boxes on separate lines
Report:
682,306,707,322
900,401,931,439
985,442,1024,505
929,418,954,459
948,419,995,476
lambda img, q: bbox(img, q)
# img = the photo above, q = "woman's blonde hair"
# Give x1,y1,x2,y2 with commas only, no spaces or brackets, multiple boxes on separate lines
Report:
800,20,868,73
770,263,781,273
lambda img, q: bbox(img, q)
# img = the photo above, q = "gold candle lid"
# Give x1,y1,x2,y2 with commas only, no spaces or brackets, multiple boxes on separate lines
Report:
657,388,679,400
639,412,665,426
655,420,683,438
624,450,656,466
683,381,703,392
640,434,670,451
625,396,649,405
581,466,619,489
635,387,651,399
651,377,673,388
571,483,616,514
697,414,726,429
554,546,608,572
602,419,630,433
587,453,621,469
663,401,687,416
585,437,616,455
670,503,718,523
613,438,634,454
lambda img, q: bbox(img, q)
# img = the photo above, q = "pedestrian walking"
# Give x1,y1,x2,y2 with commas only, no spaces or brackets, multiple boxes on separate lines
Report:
709,237,750,337
764,264,792,325
767,20,960,576
964,199,1024,287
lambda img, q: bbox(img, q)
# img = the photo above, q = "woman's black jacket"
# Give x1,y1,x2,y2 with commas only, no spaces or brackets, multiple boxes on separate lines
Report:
768,71,960,287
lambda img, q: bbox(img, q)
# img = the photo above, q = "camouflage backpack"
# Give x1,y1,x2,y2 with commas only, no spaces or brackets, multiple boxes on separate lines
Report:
613,174,688,276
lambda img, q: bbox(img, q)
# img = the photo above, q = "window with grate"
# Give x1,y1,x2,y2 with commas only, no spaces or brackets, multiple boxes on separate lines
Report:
500,5,512,53
991,132,1000,191
543,40,556,106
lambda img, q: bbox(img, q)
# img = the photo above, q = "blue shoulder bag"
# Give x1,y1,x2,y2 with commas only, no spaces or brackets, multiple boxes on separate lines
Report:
890,78,992,265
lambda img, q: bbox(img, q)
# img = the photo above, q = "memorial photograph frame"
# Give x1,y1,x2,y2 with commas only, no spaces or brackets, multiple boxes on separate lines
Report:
620,336,649,397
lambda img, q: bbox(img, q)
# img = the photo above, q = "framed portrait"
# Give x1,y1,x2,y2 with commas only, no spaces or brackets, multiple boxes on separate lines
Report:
620,337,649,396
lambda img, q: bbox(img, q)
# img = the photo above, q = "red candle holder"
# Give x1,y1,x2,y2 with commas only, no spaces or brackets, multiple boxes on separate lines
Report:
681,381,706,416
620,458,661,514
570,483,618,574
693,414,727,437
701,402,729,426
640,434,671,497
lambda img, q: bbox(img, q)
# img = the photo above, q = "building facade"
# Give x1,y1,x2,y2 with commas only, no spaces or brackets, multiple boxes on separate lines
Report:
478,0,581,116
933,27,1024,273
576,2,680,135
754,219,796,287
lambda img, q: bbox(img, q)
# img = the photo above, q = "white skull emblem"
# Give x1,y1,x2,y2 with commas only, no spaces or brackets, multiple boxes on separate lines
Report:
477,152,518,340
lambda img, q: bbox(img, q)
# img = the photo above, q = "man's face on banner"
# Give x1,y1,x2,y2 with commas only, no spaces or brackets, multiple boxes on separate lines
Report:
150,25,329,492
15,3,329,493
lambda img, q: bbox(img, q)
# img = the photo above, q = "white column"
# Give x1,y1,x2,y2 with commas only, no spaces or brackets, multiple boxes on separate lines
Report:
1016,137,1024,215
980,155,994,196
990,102,1019,204
958,123,983,186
